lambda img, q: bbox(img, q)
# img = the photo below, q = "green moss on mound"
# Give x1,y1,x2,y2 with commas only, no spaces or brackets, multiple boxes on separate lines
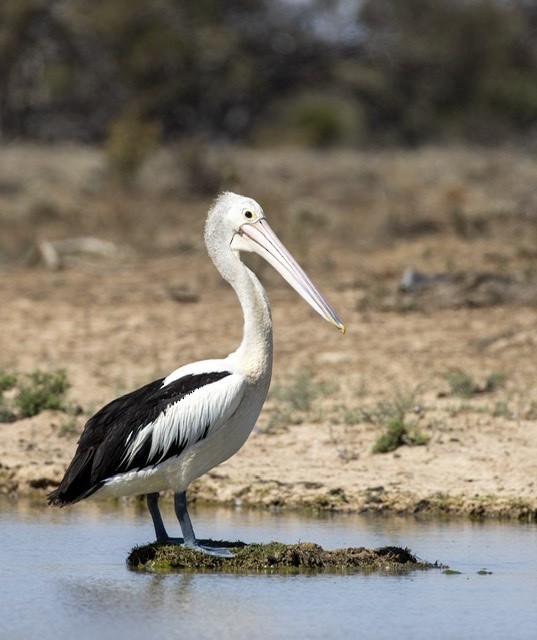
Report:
127,541,434,574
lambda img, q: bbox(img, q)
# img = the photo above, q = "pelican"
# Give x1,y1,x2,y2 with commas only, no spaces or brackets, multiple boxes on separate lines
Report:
48,192,344,556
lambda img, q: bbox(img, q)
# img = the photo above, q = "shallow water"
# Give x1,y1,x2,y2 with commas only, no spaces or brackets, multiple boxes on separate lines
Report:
1,497,536,640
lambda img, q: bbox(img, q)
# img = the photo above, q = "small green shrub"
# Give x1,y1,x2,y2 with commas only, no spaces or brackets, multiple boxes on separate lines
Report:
445,368,506,398
0,369,17,392
445,368,476,398
484,372,506,393
362,391,429,454
15,369,70,418
492,400,511,419
0,369,18,422
0,397,16,422
373,416,429,454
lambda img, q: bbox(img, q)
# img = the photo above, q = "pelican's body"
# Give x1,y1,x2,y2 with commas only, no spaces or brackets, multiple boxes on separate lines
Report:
48,192,344,555
78,358,271,503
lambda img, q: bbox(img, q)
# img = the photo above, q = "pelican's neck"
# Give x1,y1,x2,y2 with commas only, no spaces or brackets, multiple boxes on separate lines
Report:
234,262,274,379
209,243,273,381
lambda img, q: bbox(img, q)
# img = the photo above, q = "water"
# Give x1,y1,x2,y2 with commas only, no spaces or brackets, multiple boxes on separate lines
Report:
1,497,536,640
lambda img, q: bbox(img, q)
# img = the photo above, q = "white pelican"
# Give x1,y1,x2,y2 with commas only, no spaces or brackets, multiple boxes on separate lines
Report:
48,192,344,556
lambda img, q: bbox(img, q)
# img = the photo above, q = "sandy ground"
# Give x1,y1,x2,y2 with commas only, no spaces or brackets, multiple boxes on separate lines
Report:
0,144,536,520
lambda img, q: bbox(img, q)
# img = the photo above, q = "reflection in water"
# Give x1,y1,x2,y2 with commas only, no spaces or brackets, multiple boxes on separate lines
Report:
57,572,279,638
1,498,536,640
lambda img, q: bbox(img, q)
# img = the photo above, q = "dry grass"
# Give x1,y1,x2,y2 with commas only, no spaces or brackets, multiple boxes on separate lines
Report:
1,144,536,280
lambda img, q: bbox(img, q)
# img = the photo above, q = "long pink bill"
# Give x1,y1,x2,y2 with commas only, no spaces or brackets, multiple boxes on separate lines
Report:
239,219,345,333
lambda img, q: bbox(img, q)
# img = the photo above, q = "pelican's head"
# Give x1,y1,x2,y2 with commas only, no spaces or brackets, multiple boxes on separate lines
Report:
206,191,266,234
205,191,345,333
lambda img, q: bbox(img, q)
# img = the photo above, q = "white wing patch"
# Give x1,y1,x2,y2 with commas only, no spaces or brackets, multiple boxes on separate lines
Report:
123,372,246,469
163,359,236,386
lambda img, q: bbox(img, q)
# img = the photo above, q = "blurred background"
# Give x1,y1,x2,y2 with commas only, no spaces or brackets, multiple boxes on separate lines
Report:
1,0,536,147
0,0,536,292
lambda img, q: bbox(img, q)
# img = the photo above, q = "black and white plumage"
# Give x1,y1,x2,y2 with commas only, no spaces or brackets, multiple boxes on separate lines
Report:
48,192,344,556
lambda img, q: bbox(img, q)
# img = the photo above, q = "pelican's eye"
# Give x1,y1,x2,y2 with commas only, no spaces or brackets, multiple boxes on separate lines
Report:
243,209,254,221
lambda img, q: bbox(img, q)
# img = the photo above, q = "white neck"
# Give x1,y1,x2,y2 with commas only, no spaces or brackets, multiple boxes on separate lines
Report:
233,261,274,380
207,238,273,382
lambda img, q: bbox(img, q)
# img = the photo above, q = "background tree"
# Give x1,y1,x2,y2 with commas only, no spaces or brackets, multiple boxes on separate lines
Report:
0,0,535,145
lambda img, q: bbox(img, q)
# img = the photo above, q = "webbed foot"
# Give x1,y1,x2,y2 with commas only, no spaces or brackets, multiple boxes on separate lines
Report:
185,542,235,558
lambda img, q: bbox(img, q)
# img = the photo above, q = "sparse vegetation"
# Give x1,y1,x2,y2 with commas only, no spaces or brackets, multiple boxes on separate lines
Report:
444,369,506,399
373,418,429,454
484,372,507,393
0,368,71,421
327,423,360,463
16,369,70,417
368,392,429,454
0,142,535,519
0,369,17,392
0,396,16,423
328,387,431,457
265,370,336,432
445,369,476,398
492,400,512,419
335,405,367,427
264,406,298,433
271,370,321,412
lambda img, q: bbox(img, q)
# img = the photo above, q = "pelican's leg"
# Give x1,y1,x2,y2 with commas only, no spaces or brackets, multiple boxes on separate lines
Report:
146,492,184,544
174,491,234,558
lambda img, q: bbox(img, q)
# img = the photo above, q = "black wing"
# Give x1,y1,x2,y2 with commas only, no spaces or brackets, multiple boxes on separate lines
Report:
48,371,231,505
